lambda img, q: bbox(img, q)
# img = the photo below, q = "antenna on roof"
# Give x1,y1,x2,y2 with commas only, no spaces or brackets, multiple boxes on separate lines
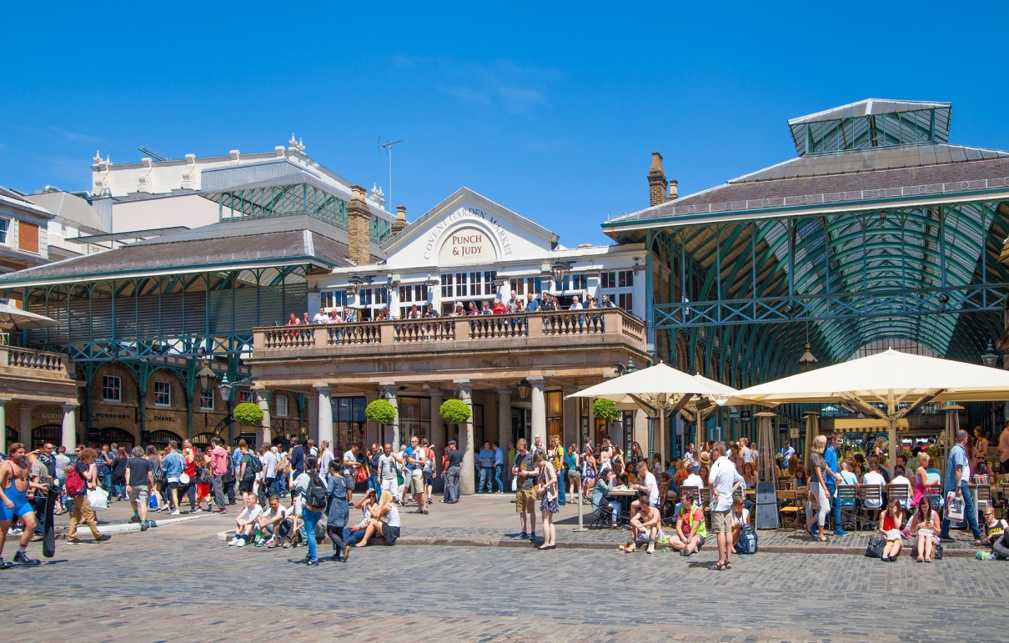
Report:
137,144,171,162
379,137,404,211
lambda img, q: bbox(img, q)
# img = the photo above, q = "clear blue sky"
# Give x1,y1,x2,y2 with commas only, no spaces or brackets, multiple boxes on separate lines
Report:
3,1,1008,246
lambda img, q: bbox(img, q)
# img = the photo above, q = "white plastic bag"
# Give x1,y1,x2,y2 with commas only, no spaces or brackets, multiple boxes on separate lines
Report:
88,487,110,511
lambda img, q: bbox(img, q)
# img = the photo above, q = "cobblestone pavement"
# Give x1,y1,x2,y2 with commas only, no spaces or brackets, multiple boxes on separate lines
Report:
1,505,1007,642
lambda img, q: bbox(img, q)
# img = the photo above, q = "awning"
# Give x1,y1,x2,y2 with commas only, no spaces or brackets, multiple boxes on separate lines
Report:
832,418,910,433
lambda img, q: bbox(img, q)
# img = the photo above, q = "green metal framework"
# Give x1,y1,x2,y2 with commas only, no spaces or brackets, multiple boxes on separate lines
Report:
789,101,951,155
208,182,393,244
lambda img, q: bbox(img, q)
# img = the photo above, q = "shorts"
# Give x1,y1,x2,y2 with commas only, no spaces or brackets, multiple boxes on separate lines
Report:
377,525,400,545
515,487,537,513
711,509,732,534
1001,460,1009,475
409,473,425,494
0,495,34,522
167,477,181,489
567,469,581,482
381,478,398,494
128,485,149,504
695,535,706,547
239,478,255,494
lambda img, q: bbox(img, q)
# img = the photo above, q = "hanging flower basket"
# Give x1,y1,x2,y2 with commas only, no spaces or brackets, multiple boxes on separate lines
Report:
233,402,264,427
439,398,472,425
592,398,622,422
365,399,397,424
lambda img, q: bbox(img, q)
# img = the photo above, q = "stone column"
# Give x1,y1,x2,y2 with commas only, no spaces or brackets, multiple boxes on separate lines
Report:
456,380,475,494
380,383,401,449
562,386,578,449
62,403,79,451
20,404,34,446
429,389,445,450
529,377,546,449
314,384,333,447
0,398,9,453
497,388,512,484
255,388,272,447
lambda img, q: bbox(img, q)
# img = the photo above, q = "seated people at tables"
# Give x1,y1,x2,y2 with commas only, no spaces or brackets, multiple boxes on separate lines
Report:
981,506,1009,560
839,461,859,486
682,467,704,490
889,466,913,510
356,490,401,547
257,495,292,548
730,495,750,552
629,461,659,513
879,498,906,562
974,456,993,480
861,460,886,520
791,467,808,489
741,462,757,489
628,492,661,554
911,452,938,507
909,496,940,563
229,494,262,546
343,489,377,548
591,468,620,528
668,490,707,557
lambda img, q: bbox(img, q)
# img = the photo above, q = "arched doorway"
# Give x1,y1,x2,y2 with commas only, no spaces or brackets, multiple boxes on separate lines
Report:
32,424,63,450
88,427,135,450
146,430,183,449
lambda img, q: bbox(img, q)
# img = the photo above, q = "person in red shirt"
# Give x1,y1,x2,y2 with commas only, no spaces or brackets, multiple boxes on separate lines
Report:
492,298,507,314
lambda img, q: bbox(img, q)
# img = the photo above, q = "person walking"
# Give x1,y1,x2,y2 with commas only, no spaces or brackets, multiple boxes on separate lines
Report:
443,440,462,503
66,448,111,545
298,457,325,566
511,438,539,542
0,443,50,567
209,437,229,514
805,435,831,543
161,441,185,515
325,458,350,562
940,429,985,545
708,441,743,570
824,432,847,535
125,446,154,532
493,442,505,493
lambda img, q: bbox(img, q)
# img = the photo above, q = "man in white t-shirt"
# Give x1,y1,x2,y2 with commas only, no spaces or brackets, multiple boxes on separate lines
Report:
407,436,428,513
889,465,913,510
708,441,744,570
230,494,263,547
377,443,401,497
257,495,291,547
861,460,886,520
312,307,329,324
683,471,704,490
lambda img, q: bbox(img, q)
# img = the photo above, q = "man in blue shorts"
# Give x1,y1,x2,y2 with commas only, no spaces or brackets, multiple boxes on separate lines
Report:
0,443,50,567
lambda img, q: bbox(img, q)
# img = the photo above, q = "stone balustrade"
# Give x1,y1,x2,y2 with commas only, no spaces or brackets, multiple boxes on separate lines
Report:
1,345,70,377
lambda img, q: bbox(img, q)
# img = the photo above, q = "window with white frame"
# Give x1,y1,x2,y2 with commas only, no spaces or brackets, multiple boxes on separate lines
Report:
398,284,429,318
238,390,253,403
154,381,171,406
600,270,635,311
102,375,121,402
199,387,215,411
441,271,495,300
321,290,348,309
0,217,8,243
359,287,389,320
556,274,588,292
508,277,541,297
276,394,289,418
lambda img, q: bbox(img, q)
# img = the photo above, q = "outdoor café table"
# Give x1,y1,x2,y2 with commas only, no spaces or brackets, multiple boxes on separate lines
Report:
606,487,638,526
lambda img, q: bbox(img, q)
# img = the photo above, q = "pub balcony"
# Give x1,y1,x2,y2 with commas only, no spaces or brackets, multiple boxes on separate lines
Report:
249,308,648,381
0,341,72,381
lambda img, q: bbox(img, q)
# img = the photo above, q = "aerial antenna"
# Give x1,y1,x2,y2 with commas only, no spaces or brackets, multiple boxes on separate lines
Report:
379,137,404,210
137,143,171,162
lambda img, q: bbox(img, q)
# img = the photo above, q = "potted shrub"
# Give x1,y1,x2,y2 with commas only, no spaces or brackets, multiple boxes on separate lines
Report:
439,398,472,425
233,402,264,427
365,399,397,425
592,398,622,423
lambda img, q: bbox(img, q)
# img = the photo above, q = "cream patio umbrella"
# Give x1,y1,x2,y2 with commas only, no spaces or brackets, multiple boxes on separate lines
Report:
735,348,1009,472
567,362,733,462
0,300,58,331
685,373,749,447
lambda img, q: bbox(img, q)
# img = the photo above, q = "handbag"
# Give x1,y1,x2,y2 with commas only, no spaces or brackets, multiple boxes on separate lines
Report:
945,491,965,522
88,487,110,511
355,465,368,484
864,535,885,558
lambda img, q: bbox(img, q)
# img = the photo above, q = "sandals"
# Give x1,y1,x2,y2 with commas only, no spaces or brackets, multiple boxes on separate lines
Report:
713,561,727,571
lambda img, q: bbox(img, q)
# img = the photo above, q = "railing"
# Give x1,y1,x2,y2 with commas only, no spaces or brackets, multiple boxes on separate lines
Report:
252,308,646,356
3,345,67,373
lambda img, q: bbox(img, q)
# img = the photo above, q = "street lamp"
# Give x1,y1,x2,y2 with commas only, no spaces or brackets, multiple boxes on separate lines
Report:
550,261,571,287
981,339,1006,368
218,374,233,402
516,379,531,400
798,343,818,372
197,360,217,394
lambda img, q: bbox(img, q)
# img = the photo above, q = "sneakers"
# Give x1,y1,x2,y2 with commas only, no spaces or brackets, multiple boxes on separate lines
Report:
66,538,80,545
646,542,655,554
129,515,141,523
96,534,112,542
140,522,149,532
228,537,239,546
216,508,228,515
236,538,246,547
191,509,203,514
0,558,12,570
528,532,537,542
306,559,319,566
977,551,996,560
13,552,40,566
513,532,528,540
170,510,181,516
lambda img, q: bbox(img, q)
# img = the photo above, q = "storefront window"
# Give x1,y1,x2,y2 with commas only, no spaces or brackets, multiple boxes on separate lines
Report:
546,391,563,441
399,396,431,441
334,396,366,449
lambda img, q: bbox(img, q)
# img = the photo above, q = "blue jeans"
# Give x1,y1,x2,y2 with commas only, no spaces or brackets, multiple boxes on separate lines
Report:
827,483,843,531
557,469,567,505
940,480,983,540
494,465,504,493
479,467,493,493
368,475,381,496
114,482,126,500
344,525,367,547
303,509,322,561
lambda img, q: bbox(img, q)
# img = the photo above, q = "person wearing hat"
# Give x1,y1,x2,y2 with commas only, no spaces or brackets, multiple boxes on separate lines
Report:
699,451,711,467
442,441,462,504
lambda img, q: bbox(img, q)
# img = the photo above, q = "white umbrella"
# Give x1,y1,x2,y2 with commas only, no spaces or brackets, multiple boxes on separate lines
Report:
736,348,1009,469
0,301,58,331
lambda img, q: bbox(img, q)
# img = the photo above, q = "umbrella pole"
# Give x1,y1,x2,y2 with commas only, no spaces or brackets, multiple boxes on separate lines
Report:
887,390,897,476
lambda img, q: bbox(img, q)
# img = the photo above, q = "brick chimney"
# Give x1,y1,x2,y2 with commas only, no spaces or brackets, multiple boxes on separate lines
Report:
669,178,678,200
392,205,408,236
648,152,668,207
347,185,371,266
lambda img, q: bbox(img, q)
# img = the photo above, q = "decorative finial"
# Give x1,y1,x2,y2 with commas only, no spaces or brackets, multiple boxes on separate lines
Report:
93,150,102,163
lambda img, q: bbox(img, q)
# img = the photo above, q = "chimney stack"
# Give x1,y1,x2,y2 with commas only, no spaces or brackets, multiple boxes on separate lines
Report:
347,185,371,266
669,178,678,200
647,152,668,207
392,205,408,236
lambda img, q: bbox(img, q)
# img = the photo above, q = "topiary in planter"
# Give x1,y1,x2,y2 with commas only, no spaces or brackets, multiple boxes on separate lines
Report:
439,398,472,425
365,399,397,424
233,402,264,427
592,398,622,422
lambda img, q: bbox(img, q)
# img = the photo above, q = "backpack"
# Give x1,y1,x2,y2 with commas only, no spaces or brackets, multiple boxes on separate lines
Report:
562,449,574,470
306,474,328,511
736,525,758,555
247,454,263,475
224,454,236,482
65,465,86,497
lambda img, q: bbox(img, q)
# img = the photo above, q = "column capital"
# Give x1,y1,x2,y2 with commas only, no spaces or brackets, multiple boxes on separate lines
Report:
452,379,472,387
495,388,512,396
0,398,9,406
63,402,80,411
313,383,331,394
527,376,545,386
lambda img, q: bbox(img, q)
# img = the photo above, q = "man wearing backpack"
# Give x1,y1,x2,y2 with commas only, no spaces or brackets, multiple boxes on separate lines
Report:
236,440,259,503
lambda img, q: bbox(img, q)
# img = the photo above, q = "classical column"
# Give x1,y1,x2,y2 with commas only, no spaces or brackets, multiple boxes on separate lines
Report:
62,403,79,451
562,386,578,449
255,388,272,447
497,388,512,484
20,404,34,446
0,398,9,453
429,388,445,451
380,383,401,449
529,377,546,449
315,384,333,447
456,380,475,494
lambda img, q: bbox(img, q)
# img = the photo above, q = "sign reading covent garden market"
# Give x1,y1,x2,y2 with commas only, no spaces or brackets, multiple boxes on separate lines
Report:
424,206,514,265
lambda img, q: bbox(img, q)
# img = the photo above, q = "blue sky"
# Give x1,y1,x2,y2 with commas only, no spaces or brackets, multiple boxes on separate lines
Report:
3,1,1008,246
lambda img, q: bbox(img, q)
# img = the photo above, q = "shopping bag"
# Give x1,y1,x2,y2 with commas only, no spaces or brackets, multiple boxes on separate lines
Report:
864,535,885,558
945,491,965,522
88,487,110,511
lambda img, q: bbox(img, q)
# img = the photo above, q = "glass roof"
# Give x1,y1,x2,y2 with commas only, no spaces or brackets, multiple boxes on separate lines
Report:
788,99,951,156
